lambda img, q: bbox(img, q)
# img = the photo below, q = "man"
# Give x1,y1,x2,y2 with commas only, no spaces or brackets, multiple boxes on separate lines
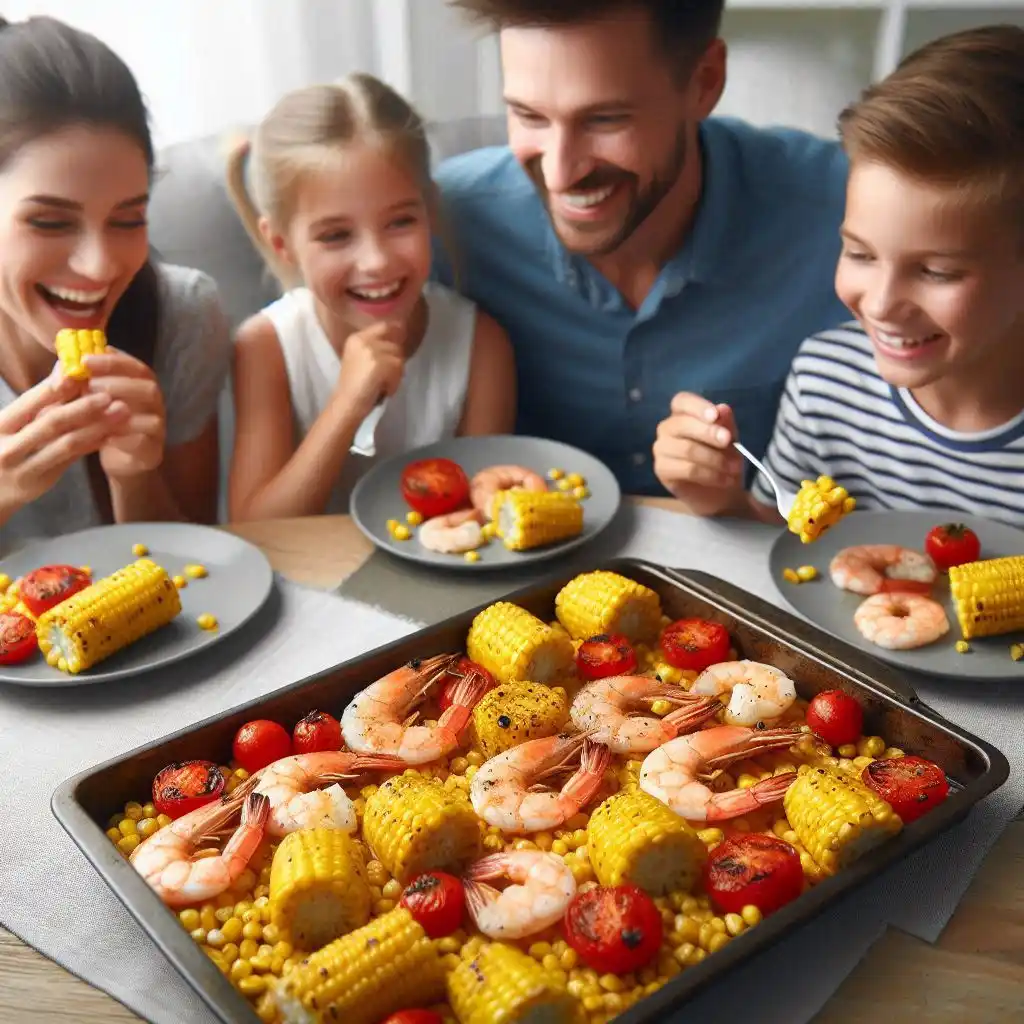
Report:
434,0,850,508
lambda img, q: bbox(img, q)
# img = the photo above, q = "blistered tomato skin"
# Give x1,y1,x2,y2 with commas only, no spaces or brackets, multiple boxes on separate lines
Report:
152,760,226,819
805,690,864,748
232,720,293,774
575,634,638,681
564,884,663,975
399,871,465,939
659,618,731,672
862,756,950,823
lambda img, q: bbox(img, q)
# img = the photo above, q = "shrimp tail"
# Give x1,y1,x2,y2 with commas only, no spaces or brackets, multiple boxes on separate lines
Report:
347,753,408,772
463,879,500,919
748,772,798,807
242,791,270,827
462,852,512,882
663,697,722,731
564,738,611,806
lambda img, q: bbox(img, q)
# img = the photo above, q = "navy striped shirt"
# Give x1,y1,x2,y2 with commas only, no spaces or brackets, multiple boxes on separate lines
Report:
752,323,1024,527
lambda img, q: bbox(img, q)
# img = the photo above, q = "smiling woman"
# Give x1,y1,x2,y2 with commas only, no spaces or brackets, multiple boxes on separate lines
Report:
0,15,233,556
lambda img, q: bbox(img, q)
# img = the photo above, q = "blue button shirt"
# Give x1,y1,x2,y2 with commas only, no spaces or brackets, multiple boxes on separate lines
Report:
432,117,851,495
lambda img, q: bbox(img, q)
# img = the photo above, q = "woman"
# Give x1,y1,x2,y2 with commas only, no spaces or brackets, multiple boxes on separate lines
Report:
0,16,232,556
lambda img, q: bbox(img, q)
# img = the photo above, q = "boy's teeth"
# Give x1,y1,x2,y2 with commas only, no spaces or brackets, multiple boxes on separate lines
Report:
351,281,402,300
876,329,940,350
563,185,615,209
44,285,108,304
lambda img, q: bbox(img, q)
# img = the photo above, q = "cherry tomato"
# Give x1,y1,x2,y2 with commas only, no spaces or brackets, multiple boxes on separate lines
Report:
292,710,342,755
805,690,864,748
575,634,638,681
704,833,804,916
18,564,91,618
0,612,38,665
925,523,981,572
659,618,731,672
400,458,471,519
564,884,662,975
152,760,226,819
380,1012,444,1024
399,871,465,939
437,657,498,713
232,719,293,774
862,755,950,823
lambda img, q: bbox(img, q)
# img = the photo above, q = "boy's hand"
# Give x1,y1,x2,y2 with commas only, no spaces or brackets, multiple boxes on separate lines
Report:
336,322,406,415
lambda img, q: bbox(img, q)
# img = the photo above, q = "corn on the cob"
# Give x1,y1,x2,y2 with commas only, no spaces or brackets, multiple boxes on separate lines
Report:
786,475,856,544
271,906,445,1024
470,680,568,758
55,328,107,380
949,555,1024,639
587,787,708,895
447,941,580,1024
783,763,902,876
466,601,575,684
554,570,662,642
35,558,181,674
268,828,372,951
492,489,584,551
362,773,481,884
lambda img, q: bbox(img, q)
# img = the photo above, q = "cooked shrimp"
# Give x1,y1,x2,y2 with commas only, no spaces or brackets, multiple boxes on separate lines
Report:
854,592,949,650
639,724,803,823
470,464,548,518
130,791,269,907
463,850,577,940
341,653,489,764
418,508,484,554
689,660,797,727
469,732,611,834
829,545,937,596
569,675,721,754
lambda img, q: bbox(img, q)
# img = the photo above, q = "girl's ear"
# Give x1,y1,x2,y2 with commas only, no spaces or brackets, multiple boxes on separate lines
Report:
259,215,296,267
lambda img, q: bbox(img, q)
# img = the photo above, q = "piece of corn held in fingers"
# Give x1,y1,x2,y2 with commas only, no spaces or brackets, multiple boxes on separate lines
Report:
55,328,107,380
783,763,902,876
36,558,181,674
554,569,663,642
949,555,1024,639
271,906,445,1024
467,601,575,684
492,488,583,551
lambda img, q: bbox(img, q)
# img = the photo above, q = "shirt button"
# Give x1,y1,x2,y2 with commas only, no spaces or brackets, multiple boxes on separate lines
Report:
628,387,643,402
632,452,646,466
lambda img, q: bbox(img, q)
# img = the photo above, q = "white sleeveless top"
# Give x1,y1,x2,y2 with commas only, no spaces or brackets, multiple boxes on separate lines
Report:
259,282,477,514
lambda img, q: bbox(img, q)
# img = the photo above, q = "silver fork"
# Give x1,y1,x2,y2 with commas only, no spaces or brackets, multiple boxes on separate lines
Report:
350,399,387,458
734,442,796,520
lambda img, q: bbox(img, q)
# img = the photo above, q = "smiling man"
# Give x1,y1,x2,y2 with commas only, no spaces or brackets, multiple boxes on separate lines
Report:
434,0,850,496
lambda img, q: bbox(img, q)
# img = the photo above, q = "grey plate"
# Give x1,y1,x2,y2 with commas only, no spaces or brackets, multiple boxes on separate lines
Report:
0,522,274,687
769,509,1024,681
350,434,622,570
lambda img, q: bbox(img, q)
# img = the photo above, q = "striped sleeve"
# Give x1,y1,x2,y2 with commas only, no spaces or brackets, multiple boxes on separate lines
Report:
750,365,817,506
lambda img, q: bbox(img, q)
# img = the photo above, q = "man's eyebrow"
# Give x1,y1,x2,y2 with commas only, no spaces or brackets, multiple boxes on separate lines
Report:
24,193,149,210
504,96,635,116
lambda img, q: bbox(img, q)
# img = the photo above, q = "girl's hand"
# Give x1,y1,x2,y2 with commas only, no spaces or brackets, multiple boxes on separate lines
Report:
336,322,406,416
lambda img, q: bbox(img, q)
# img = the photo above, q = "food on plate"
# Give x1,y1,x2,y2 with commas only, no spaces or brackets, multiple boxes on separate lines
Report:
954,640,971,654
467,602,575,684
574,633,638,680
782,564,818,584
196,613,218,631
469,463,548,519
948,554,1024,639
16,564,91,617
152,760,226,820
233,720,293,774
703,833,804,916
786,475,856,544
399,871,466,939
400,457,471,520
563,884,663,975
184,563,208,579
689,660,797,727
925,523,981,571
291,710,343,755
470,680,569,758
417,508,484,554
805,690,864,748
555,570,662,643
658,618,731,673
861,756,950,824
1011,643,1023,662
35,558,182,674
829,544,938,596
55,326,106,380
853,592,950,650
491,489,583,552
0,612,37,665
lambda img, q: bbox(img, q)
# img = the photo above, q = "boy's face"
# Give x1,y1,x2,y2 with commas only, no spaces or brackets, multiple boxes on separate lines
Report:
835,160,1024,392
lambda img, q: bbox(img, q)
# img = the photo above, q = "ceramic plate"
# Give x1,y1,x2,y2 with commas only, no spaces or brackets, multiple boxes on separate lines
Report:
0,522,274,687
350,435,621,570
769,509,1024,681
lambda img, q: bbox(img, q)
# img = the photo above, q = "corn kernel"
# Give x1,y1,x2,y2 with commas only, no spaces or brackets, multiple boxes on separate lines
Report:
237,975,266,996
796,565,818,582
650,698,673,716
386,518,400,534
221,917,243,943
1011,643,1024,662
464,550,480,563
116,835,139,854
707,932,731,953
783,568,800,584
197,613,218,630
172,575,187,589
406,510,423,526
184,563,208,579
393,524,411,541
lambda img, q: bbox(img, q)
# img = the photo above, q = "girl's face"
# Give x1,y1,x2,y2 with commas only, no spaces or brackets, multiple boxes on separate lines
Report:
0,125,150,350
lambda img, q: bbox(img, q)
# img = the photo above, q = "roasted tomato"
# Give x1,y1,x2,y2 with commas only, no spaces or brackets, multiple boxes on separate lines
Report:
575,633,638,681
400,458,471,519
0,612,38,665
380,1012,444,1024
292,710,342,755
925,523,981,572
152,760,226,819
437,656,497,713
18,564,91,618
805,690,864,748
564,884,662,975
232,719,293,774
659,618,731,672
704,833,804,916
862,755,950,823
399,871,465,938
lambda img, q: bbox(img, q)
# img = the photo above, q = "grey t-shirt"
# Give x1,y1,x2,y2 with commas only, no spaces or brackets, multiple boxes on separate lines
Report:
0,263,232,557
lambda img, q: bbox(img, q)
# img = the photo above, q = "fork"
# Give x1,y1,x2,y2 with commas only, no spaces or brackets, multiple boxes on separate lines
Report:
350,398,387,458
733,442,796,520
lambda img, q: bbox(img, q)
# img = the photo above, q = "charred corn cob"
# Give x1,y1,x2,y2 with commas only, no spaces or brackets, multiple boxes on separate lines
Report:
492,489,584,551
587,787,708,895
271,906,445,1024
949,555,1024,639
784,763,902,876
466,601,575,684
268,828,372,951
787,475,856,544
470,680,568,758
447,941,580,1024
55,328,107,380
35,558,181,674
554,570,662,642
362,773,481,884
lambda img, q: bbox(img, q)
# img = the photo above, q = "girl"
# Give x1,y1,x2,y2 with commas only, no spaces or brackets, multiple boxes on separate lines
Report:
0,16,233,557
224,74,516,521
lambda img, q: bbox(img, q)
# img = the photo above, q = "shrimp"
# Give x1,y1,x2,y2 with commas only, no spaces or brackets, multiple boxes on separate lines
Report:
418,508,484,554
469,731,611,834
688,660,797,727
829,544,937,596
569,675,721,754
341,652,489,764
130,791,270,908
470,464,548,518
854,592,950,650
639,724,804,823
462,850,577,940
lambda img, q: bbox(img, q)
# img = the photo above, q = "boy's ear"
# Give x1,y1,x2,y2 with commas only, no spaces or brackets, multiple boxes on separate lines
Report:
258,215,296,266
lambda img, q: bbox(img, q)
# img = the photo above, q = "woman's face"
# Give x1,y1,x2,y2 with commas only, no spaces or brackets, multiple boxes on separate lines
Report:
0,124,150,351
